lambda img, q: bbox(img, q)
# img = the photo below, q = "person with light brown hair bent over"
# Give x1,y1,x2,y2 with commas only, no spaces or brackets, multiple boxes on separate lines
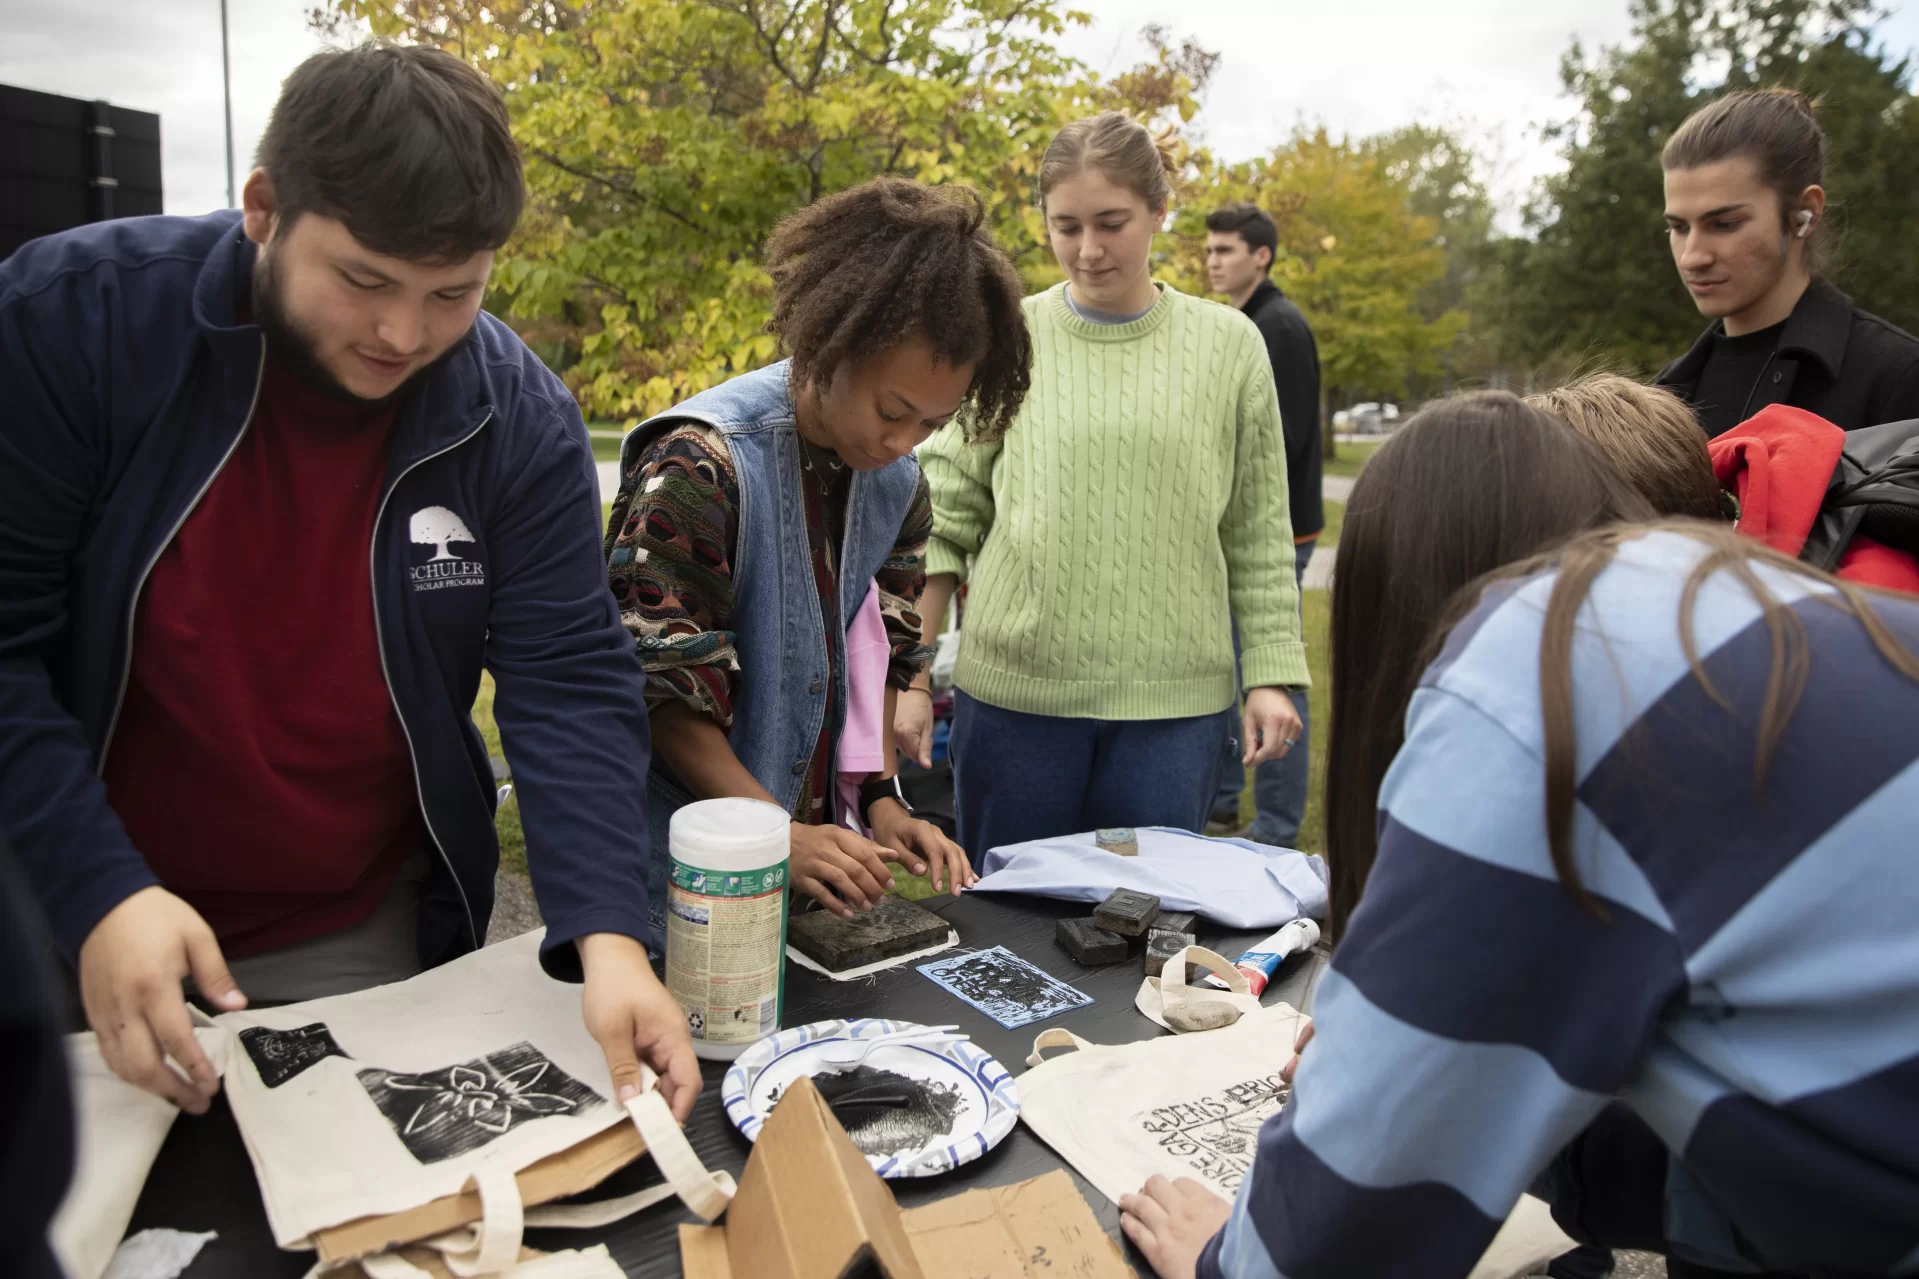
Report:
1529,374,1726,522
1530,374,1919,596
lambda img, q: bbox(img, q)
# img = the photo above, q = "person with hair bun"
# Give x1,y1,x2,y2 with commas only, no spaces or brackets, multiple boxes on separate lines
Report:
607,177,1031,936
910,112,1308,858
1658,87,1919,435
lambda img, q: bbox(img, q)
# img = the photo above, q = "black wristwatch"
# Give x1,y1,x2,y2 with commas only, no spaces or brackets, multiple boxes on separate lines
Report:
858,775,912,828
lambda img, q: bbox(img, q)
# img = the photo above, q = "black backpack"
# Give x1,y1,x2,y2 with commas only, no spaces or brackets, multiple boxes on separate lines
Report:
1801,417,1919,572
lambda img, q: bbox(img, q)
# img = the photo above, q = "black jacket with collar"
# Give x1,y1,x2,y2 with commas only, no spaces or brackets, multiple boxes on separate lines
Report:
1656,278,1919,435
1241,279,1323,539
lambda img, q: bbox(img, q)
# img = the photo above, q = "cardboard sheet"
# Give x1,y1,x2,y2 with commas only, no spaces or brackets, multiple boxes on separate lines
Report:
680,1076,1133,1279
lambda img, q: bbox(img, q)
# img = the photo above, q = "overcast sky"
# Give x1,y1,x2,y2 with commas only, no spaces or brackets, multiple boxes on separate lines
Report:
4,0,1916,220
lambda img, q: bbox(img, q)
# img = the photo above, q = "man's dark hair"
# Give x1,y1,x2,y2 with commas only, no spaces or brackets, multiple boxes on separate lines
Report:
256,43,524,262
764,177,1032,443
1205,202,1279,267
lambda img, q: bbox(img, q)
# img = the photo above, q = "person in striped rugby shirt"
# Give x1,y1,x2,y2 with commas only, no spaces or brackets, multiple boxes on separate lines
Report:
1122,517,1919,1277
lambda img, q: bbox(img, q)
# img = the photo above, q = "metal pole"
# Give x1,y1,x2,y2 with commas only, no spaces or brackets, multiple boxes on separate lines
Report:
220,0,236,207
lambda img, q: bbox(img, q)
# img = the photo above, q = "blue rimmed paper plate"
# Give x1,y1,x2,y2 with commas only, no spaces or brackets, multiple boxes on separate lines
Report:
722,1018,1020,1178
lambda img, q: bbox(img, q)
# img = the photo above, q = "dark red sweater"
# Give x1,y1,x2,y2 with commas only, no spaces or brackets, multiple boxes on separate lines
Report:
101,357,424,958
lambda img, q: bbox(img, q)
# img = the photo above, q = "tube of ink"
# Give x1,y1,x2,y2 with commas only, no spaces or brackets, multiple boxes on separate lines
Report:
1204,918,1320,997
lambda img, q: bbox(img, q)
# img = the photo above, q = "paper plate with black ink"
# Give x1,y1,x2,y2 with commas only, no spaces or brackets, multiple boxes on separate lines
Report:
722,1018,1019,1179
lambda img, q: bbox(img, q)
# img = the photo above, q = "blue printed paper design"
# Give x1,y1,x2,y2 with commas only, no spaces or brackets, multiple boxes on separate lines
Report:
916,946,1093,1028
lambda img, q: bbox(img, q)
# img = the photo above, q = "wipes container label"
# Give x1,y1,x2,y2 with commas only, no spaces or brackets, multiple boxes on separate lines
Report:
666,859,788,1044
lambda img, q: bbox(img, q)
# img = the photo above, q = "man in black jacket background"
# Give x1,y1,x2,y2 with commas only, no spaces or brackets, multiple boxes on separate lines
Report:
1204,203,1322,847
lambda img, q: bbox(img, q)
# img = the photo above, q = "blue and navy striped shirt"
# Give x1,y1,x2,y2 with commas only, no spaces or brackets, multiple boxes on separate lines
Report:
1202,531,1919,1277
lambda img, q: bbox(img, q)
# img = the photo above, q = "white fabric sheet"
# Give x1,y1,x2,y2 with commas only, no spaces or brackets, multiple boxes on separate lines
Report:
970,827,1329,928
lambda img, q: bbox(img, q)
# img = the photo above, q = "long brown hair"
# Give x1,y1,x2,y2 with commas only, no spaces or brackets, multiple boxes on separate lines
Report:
1450,523,1919,916
1324,391,1656,941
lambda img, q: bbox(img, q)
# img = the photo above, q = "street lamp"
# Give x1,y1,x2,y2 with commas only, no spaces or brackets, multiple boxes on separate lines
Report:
221,0,235,208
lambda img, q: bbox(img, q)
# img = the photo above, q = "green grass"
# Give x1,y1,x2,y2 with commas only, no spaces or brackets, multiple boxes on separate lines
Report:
1318,499,1344,549
471,672,527,874
1322,439,1381,480
1234,584,1332,855
591,435,625,464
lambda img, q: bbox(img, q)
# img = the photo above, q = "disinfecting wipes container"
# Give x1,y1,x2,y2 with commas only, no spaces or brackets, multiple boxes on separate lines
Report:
665,798,790,1061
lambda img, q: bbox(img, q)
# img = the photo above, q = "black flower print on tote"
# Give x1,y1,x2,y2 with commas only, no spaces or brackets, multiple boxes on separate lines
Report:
358,1042,605,1164
238,1023,348,1089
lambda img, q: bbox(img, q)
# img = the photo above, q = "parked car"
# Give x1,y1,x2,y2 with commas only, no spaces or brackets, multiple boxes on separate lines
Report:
1332,402,1401,434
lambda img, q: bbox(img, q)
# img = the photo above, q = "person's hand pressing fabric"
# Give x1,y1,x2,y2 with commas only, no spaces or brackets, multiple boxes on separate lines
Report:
576,932,701,1123
79,885,244,1114
1120,1175,1236,1279
789,823,900,918
869,799,976,894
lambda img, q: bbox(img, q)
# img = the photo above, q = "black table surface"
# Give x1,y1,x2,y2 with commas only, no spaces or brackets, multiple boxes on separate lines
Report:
129,891,1326,1278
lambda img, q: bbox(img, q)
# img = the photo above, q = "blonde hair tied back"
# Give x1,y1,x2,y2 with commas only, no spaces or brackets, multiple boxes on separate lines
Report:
1038,111,1179,212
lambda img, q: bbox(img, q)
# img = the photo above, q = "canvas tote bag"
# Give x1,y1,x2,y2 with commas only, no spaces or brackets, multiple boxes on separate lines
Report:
54,930,732,1277
1017,1003,1574,1279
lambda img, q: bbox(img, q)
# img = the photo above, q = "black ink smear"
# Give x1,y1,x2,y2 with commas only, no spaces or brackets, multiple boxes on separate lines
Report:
239,1023,347,1089
777,1065,965,1158
923,947,1090,1027
358,1042,604,1164
1133,1071,1290,1193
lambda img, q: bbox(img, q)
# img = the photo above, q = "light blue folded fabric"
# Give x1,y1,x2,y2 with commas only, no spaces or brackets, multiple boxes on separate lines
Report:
967,827,1329,928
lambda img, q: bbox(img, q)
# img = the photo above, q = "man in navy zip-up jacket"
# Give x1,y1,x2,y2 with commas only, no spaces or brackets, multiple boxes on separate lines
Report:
0,44,697,1120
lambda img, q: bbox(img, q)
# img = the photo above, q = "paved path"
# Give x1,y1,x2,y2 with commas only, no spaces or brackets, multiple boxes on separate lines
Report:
1302,546,1336,591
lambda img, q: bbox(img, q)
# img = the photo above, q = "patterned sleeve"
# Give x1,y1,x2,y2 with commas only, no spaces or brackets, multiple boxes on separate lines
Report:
604,423,742,727
879,470,938,689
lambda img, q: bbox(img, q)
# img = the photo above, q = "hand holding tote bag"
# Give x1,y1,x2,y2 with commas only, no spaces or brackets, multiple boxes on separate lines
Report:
54,931,731,1277
1016,1004,1573,1279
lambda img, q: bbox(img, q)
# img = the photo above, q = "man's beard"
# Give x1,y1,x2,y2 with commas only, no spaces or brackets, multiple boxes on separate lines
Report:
251,253,471,409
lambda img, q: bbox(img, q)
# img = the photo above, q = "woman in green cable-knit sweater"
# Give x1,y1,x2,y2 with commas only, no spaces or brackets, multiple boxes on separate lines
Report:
900,112,1309,857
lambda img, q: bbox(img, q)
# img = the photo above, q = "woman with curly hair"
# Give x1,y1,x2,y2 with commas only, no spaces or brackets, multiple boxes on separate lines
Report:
604,177,1031,942
909,112,1307,856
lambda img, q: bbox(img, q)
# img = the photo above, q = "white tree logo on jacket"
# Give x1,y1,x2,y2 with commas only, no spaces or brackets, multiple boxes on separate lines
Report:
410,506,476,562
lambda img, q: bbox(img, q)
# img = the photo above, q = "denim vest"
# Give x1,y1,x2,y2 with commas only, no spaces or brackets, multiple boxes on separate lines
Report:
621,361,922,948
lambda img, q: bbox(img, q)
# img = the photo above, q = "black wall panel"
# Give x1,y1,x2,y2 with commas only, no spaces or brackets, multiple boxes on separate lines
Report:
1,83,164,258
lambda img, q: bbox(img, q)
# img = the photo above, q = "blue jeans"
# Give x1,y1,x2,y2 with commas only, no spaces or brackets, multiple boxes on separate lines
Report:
949,691,1226,858
1211,539,1315,845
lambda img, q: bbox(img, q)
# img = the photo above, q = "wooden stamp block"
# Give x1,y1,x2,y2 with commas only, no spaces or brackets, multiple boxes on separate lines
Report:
1055,917,1129,966
787,894,952,973
1092,888,1160,937
1143,929,1196,977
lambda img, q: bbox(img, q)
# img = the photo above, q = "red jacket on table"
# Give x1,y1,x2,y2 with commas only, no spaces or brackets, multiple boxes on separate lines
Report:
1709,404,1919,594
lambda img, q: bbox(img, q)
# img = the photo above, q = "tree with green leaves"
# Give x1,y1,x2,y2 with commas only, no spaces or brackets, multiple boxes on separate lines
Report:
1168,128,1468,420
1491,0,1919,374
316,1,1207,422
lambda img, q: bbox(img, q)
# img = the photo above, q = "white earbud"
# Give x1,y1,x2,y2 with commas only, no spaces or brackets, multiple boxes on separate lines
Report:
1796,210,1814,238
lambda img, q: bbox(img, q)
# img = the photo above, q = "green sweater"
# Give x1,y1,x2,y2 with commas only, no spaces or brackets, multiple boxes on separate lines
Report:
922,282,1308,720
